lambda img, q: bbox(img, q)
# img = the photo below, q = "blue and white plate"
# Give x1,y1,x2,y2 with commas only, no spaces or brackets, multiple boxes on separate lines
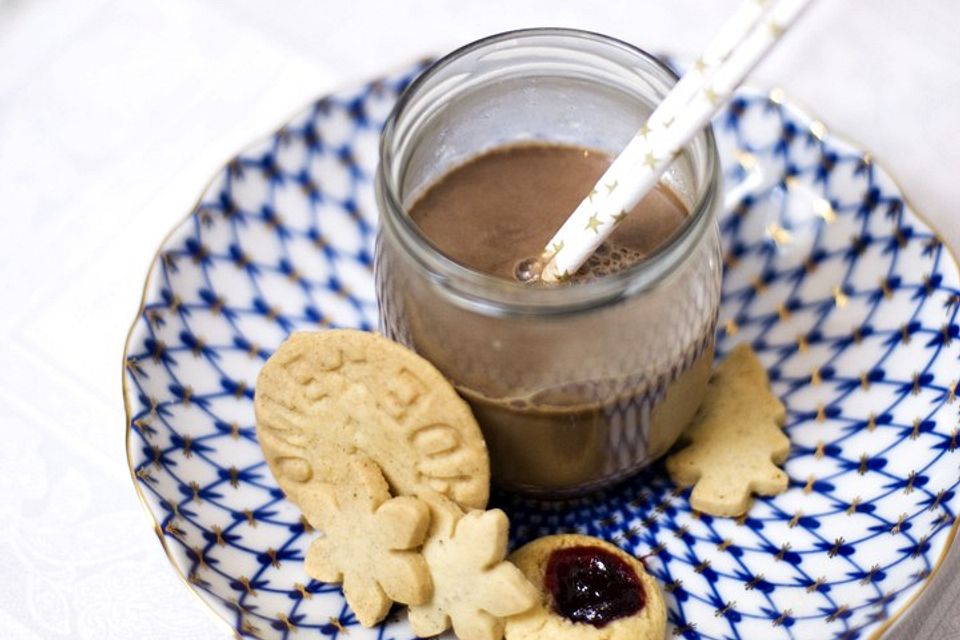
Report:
123,61,960,640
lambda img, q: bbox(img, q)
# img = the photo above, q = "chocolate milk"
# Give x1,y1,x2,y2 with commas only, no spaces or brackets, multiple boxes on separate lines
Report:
408,144,687,283
383,143,716,493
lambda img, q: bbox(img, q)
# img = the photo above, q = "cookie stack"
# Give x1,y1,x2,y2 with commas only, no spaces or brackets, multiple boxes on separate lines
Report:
255,330,667,640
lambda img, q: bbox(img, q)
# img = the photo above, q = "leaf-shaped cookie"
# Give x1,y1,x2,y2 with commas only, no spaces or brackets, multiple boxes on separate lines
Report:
666,343,789,517
409,493,538,640
304,454,432,627
255,330,490,510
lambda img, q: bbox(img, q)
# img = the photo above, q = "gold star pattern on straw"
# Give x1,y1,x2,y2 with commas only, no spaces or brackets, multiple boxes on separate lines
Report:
612,209,629,223
536,0,814,284
585,213,602,234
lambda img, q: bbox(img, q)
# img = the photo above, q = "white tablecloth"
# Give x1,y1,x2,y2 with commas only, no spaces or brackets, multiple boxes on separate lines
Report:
1,1,957,637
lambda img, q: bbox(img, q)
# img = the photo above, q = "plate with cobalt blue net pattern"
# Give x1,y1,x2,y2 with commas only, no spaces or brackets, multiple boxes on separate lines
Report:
123,59,960,640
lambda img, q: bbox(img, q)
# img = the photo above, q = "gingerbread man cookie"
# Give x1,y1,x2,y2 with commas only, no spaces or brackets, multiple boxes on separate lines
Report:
666,343,789,517
254,330,490,511
408,493,538,640
304,454,432,627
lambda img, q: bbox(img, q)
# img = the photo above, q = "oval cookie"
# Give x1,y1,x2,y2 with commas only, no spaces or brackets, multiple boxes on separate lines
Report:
506,534,666,640
254,330,490,510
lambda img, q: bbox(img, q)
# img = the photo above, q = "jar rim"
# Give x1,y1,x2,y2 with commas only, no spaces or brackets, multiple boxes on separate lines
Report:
376,27,721,316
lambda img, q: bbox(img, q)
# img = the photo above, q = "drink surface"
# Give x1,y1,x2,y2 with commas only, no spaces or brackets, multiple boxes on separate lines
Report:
407,143,688,283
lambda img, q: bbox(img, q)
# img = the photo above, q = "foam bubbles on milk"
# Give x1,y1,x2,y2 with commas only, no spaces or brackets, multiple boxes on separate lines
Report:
514,243,647,284
573,243,647,281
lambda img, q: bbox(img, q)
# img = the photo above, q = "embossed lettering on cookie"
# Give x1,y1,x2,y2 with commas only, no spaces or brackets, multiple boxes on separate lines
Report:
506,534,667,640
254,329,491,511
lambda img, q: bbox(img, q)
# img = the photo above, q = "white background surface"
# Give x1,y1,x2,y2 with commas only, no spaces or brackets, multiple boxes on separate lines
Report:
0,0,957,638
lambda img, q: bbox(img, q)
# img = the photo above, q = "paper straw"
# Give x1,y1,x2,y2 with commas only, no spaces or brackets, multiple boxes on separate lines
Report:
539,0,816,282
648,0,773,128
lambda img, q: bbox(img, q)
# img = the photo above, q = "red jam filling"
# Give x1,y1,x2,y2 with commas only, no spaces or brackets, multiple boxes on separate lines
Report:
544,545,645,627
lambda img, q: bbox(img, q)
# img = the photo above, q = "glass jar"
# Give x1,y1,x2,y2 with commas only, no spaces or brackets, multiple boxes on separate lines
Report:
375,28,722,495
